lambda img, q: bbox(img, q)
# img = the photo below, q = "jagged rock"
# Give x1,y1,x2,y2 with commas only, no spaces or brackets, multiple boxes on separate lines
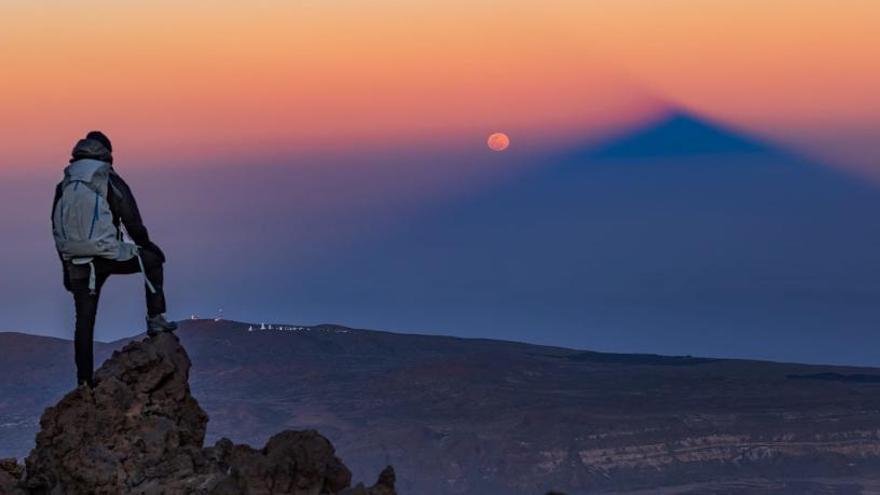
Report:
24,334,208,494
20,333,396,495
340,466,396,495
0,458,25,494
205,431,352,494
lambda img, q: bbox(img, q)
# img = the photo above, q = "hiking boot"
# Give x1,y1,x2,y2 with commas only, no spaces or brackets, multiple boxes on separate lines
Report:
147,314,178,337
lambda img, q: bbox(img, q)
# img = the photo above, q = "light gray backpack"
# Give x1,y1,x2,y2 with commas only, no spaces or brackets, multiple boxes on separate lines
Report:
52,159,145,291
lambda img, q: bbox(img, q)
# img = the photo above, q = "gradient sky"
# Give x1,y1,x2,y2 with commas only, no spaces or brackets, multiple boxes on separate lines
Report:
1,0,879,364
2,0,878,174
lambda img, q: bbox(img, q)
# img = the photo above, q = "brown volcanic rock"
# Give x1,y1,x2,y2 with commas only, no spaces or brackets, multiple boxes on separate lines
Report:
205,431,353,494
24,334,209,493
19,333,394,495
0,458,25,495
340,466,397,495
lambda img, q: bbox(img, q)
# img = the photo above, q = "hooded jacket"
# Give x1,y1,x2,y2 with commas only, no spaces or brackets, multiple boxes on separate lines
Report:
52,139,165,287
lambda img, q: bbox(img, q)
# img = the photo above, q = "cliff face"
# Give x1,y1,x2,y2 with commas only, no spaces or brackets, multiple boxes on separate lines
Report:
3,334,394,495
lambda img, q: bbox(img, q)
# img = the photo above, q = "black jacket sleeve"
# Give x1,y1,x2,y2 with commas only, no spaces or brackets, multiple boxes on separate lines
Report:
108,172,165,262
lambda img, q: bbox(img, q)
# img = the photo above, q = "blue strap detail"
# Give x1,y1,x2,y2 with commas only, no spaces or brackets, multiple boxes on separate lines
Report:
88,191,99,239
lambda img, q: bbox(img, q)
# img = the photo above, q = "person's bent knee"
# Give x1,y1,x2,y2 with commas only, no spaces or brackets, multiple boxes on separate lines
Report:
139,249,164,269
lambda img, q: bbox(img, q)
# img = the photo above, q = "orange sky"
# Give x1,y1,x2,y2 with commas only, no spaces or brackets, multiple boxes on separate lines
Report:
1,0,878,175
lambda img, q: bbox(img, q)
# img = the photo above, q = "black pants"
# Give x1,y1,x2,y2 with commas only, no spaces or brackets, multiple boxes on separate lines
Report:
69,249,166,384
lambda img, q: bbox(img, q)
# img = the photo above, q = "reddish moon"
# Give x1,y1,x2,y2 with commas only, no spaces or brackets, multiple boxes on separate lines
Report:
487,132,510,152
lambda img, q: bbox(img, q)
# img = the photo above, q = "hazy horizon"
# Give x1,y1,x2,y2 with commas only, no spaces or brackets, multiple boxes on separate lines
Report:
3,108,879,368
2,1,879,368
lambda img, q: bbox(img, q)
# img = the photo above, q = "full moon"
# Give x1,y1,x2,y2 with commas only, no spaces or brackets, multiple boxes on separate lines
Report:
487,132,510,152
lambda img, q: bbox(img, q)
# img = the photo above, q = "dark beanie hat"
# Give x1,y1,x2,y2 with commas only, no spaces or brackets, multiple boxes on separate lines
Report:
86,130,112,153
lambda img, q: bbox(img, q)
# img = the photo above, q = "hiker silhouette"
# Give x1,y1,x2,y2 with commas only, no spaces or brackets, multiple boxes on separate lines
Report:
51,131,177,387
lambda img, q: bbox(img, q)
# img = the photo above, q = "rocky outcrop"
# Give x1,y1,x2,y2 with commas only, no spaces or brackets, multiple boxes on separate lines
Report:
12,333,396,495
204,432,352,494
0,458,25,495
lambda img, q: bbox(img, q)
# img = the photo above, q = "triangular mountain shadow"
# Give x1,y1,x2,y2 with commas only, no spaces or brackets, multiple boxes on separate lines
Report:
584,109,773,160
297,104,880,366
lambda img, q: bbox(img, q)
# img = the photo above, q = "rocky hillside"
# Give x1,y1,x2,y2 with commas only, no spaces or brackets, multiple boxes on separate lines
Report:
4,321,880,493
0,333,395,495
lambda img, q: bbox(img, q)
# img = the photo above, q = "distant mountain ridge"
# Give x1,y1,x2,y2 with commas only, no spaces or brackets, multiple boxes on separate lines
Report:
3,321,880,494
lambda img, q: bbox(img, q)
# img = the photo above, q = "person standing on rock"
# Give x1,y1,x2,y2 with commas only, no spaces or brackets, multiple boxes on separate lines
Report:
51,131,177,388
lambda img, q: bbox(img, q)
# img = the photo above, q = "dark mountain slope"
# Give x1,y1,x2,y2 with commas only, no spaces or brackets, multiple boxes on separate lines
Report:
3,321,880,494
0,333,121,455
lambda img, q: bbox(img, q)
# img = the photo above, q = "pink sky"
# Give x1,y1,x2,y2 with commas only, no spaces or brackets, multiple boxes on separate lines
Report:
0,0,877,177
